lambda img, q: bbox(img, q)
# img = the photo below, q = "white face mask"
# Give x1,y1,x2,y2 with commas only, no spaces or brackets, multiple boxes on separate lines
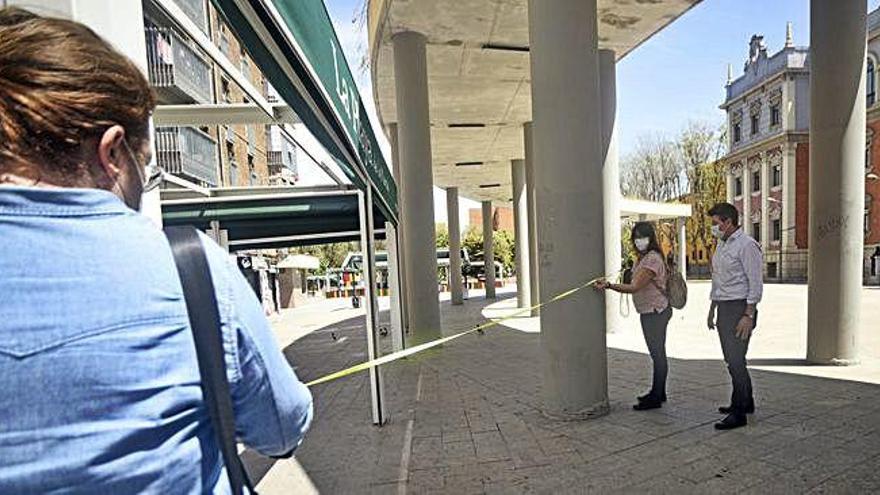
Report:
634,237,650,252
711,224,724,239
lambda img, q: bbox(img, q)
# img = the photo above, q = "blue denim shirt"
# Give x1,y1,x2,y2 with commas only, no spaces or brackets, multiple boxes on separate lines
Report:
0,186,313,494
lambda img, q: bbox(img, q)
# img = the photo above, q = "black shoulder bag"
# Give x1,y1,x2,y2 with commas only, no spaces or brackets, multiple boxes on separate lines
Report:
164,226,256,495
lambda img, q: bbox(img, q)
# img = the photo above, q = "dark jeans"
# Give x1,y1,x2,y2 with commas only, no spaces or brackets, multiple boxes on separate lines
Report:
716,300,758,414
639,305,672,400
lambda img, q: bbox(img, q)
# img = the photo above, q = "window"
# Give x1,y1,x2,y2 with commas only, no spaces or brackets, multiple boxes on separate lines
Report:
753,222,761,243
240,49,250,80
221,77,231,103
734,123,742,143
752,170,761,192
868,59,876,106
770,104,780,126
772,164,781,187
772,219,782,242
751,115,759,135
220,31,230,57
735,176,743,197
229,161,238,186
246,125,256,156
225,141,234,162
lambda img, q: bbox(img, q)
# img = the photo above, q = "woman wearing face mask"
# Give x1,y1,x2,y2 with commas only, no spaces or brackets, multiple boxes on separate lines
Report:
595,222,671,410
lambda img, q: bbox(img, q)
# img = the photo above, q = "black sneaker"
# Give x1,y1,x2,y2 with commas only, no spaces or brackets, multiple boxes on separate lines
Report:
714,413,747,430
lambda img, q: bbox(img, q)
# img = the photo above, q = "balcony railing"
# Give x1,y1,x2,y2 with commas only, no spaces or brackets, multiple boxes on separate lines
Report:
155,126,219,186
267,150,285,176
145,26,212,104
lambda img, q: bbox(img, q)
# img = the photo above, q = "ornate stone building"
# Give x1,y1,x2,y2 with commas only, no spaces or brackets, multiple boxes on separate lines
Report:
721,19,880,283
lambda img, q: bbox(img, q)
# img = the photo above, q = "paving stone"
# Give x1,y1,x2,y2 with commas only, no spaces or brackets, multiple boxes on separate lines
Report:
472,430,512,462
441,440,477,467
270,287,880,494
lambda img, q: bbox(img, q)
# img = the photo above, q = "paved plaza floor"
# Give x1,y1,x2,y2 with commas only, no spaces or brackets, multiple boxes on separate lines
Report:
250,282,880,494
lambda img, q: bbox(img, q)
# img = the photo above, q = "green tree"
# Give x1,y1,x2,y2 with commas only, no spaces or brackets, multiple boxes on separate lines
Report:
494,230,515,275
462,225,483,260
435,223,449,248
291,242,356,273
459,225,515,276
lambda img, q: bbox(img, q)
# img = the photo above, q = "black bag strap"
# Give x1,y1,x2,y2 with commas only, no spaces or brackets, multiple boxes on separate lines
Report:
164,226,255,495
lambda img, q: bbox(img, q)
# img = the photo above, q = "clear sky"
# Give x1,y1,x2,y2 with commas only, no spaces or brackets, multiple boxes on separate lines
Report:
323,0,880,224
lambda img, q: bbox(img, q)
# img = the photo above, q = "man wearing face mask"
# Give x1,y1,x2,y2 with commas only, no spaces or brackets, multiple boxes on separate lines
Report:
0,8,312,493
706,202,763,431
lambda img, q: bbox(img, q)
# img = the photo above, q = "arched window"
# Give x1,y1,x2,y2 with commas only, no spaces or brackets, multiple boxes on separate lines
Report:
868,58,876,106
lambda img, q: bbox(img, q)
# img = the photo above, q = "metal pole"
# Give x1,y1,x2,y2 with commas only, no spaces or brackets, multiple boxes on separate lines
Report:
387,223,406,351
358,188,385,425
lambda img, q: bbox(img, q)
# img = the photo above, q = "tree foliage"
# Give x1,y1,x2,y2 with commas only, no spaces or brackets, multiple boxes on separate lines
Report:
456,225,516,276
620,120,728,263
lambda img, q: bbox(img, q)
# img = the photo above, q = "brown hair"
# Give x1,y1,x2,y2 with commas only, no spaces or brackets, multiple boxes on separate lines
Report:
0,7,156,185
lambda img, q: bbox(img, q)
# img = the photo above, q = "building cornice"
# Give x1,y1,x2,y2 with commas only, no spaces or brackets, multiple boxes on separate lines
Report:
722,131,809,164
720,70,808,110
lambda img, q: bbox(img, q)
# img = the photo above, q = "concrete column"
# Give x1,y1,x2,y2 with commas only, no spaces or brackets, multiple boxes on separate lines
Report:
528,0,608,419
761,153,771,254
392,32,442,345
599,49,622,334
807,0,866,365
481,200,497,299
524,122,540,316
446,187,464,305
388,123,410,337
511,160,531,308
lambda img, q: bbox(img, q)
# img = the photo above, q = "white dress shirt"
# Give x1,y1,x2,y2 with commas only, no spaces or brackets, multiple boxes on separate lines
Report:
711,227,764,305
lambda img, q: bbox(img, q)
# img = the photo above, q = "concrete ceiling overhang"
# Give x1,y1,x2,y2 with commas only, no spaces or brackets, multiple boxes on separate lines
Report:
368,0,702,203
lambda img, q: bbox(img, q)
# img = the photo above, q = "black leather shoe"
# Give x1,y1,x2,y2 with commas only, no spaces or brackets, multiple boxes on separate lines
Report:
718,402,755,415
633,398,663,411
638,392,667,403
714,413,747,430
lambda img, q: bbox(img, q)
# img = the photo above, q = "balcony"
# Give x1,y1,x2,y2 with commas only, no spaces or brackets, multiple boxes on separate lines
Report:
268,150,297,184
145,26,212,104
155,126,219,186
267,150,285,175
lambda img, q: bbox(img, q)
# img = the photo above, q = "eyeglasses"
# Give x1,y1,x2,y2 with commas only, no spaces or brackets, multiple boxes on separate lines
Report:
142,164,163,193
122,138,163,192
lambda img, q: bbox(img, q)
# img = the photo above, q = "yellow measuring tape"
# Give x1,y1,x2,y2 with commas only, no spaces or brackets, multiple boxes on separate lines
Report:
306,272,619,387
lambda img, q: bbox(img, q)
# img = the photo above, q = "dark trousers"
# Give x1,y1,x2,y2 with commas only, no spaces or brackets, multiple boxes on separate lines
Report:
716,300,757,414
639,305,672,399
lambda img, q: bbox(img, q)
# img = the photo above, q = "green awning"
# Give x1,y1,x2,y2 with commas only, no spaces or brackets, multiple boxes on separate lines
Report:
162,188,386,251
210,0,397,223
